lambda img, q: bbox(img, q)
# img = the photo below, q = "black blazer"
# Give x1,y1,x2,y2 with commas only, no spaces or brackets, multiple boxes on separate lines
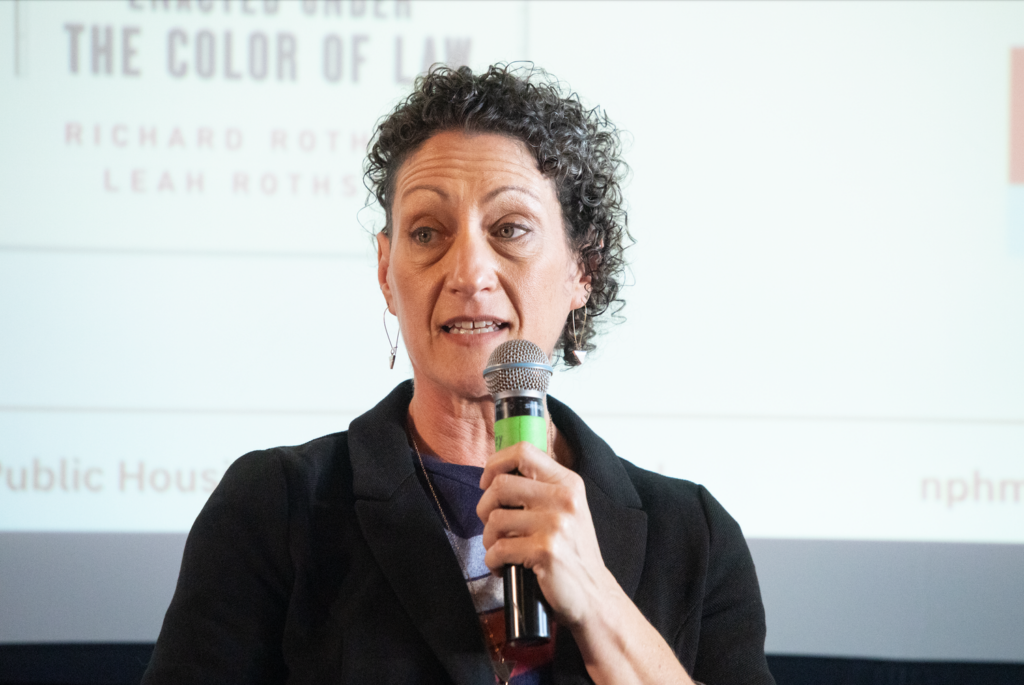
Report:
143,381,774,685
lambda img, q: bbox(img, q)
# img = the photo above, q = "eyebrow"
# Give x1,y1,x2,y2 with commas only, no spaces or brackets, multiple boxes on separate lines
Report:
400,184,540,202
401,184,448,200
484,185,540,202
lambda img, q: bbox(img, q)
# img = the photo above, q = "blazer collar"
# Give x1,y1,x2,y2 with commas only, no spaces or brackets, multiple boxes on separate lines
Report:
347,381,493,683
547,395,648,600
348,380,417,502
546,396,649,684
347,381,649,683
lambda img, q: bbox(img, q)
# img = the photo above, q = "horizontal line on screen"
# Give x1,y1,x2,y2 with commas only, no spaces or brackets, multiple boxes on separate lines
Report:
0,405,362,417
0,405,1020,426
0,244,367,260
580,412,1024,426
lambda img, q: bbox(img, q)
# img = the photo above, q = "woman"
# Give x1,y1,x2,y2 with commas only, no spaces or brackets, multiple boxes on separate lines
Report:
143,65,774,685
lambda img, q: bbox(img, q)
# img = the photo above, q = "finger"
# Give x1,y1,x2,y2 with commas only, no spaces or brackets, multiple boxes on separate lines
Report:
482,531,553,575
476,472,558,523
480,440,567,489
479,441,543,489
479,507,547,550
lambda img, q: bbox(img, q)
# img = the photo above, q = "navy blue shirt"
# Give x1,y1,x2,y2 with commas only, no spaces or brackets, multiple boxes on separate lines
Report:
415,451,554,684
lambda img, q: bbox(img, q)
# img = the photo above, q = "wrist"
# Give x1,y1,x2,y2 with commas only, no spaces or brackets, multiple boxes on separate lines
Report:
565,569,632,657
566,577,695,685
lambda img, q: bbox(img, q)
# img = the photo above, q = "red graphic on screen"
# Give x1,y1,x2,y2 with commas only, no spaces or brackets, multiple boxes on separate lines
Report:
1010,48,1024,184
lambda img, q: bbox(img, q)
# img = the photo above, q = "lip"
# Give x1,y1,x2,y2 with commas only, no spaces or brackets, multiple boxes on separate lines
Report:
438,317,511,342
440,316,509,329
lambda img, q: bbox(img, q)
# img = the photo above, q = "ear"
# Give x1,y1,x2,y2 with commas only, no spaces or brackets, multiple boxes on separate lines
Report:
570,257,593,310
377,232,396,314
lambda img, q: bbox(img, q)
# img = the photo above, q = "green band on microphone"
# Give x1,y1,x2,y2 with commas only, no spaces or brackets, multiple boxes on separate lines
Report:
494,415,547,452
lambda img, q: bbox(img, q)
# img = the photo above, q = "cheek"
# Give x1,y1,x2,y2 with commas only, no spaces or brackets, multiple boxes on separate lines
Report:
388,263,420,318
389,260,441,338
520,263,574,335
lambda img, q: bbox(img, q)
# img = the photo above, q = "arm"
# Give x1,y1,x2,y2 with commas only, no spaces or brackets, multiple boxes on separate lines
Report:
690,485,773,685
142,451,293,685
477,443,695,685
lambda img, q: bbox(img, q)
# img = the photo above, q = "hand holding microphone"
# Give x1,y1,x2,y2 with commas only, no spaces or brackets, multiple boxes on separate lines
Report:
482,339,555,646
479,340,618,642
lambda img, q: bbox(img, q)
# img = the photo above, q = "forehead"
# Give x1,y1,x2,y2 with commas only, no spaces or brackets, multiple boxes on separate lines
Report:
393,130,551,200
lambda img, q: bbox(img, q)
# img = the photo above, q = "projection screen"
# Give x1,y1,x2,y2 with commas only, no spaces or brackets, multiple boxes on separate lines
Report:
1,0,1022,662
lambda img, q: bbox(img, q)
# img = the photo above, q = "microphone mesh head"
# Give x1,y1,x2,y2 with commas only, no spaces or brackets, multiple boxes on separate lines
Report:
483,340,553,396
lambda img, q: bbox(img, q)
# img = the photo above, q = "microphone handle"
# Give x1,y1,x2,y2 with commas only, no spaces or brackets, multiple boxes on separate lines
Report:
493,395,553,647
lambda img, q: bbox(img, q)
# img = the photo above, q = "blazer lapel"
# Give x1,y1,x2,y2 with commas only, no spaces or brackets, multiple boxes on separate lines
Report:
548,396,649,685
548,396,648,599
347,381,494,684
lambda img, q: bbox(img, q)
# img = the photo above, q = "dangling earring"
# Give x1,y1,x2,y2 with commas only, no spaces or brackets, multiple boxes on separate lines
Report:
571,305,588,364
383,306,400,369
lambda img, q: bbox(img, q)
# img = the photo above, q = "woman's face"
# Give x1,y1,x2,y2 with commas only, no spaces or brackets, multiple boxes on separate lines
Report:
378,130,590,401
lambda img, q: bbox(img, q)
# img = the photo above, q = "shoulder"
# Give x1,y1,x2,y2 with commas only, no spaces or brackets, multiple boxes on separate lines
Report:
615,458,757,607
618,458,742,546
170,431,358,621
617,458,702,506
144,433,356,684
217,430,353,507
617,460,773,684
187,431,356,563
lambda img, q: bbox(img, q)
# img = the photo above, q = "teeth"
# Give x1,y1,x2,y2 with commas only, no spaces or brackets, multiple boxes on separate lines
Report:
448,320,500,334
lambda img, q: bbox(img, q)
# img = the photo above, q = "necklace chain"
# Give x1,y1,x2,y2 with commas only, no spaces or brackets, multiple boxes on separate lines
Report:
408,425,514,684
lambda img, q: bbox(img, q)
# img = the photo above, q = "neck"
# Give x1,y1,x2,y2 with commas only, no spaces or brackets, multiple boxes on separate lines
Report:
408,379,495,468
407,378,573,469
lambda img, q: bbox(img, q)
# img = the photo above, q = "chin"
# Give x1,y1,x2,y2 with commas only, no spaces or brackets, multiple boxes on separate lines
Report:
449,372,492,402
412,361,492,403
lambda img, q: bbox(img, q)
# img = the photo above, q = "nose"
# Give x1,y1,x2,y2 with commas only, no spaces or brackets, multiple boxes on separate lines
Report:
446,223,499,297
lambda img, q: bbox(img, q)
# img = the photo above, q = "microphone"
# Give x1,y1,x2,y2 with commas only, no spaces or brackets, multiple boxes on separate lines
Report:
483,339,554,647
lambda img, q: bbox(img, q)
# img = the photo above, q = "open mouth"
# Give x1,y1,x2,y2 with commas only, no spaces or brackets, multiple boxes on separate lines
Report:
441,320,510,335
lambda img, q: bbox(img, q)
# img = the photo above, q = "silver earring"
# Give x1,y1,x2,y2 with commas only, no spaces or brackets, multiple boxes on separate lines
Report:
571,305,588,364
383,306,400,369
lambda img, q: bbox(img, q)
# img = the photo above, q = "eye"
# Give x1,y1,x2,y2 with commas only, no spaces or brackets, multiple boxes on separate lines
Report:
413,226,434,244
495,223,526,240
